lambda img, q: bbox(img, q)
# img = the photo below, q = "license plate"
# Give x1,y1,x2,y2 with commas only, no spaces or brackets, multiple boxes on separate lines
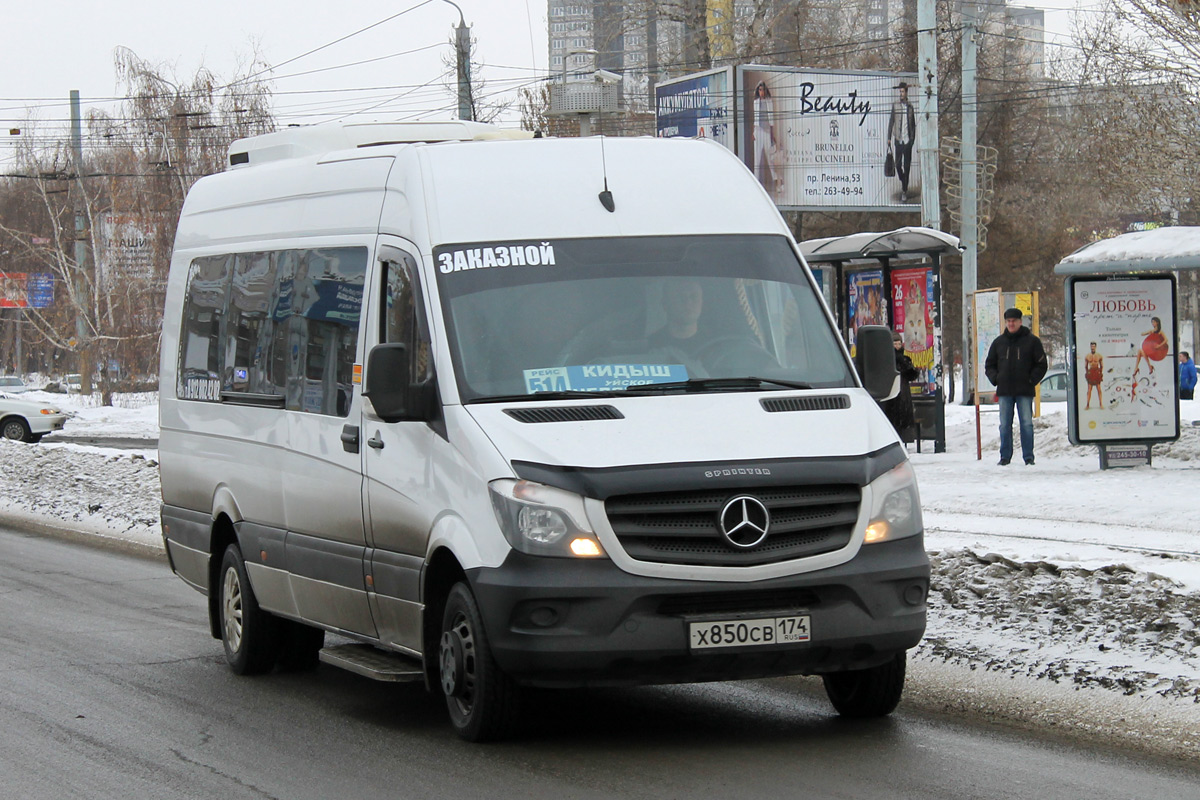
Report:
688,615,811,650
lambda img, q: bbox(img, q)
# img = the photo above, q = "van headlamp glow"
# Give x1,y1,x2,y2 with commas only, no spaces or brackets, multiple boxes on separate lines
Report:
490,479,606,558
863,461,923,544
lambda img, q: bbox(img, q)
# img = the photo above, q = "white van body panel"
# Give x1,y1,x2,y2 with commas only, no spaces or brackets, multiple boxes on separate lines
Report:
172,155,393,250
409,137,786,249
463,391,895,470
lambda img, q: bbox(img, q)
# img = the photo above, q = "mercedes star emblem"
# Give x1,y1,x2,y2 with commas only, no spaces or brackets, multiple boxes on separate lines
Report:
718,495,771,549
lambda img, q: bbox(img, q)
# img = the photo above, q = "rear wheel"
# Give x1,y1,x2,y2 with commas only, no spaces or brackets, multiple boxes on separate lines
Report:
2,417,32,442
218,544,279,675
439,582,519,742
822,652,906,718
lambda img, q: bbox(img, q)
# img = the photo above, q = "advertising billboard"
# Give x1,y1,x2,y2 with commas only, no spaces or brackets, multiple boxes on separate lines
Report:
1068,275,1179,444
891,266,936,398
0,271,54,308
735,65,919,211
655,67,734,151
972,288,1002,400
99,213,160,282
846,269,886,356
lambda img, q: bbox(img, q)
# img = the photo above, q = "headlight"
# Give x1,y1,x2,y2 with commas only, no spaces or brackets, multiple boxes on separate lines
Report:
489,479,606,558
863,461,923,544
40,408,60,415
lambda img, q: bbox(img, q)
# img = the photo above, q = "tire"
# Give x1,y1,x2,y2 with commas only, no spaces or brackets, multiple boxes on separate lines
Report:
276,619,325,672
822,652,907,718
2,417,32,443
218,544,279,675
439,582,519,742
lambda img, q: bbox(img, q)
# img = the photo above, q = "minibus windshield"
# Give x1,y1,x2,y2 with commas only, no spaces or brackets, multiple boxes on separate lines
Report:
433,235,855,403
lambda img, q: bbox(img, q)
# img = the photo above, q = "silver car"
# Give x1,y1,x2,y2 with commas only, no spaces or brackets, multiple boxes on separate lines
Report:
0,376,32,394
0,394,67,443
1039,368,1069,402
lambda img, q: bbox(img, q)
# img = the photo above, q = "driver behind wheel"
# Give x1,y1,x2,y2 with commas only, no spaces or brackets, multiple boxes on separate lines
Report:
647,278,706,357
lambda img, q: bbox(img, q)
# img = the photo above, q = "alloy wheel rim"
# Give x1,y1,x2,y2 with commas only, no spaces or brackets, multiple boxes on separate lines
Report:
222,567,244,652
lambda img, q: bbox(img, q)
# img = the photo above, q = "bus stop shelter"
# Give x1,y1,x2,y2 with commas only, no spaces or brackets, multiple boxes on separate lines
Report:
800,226,962,453
1053,226,1198,467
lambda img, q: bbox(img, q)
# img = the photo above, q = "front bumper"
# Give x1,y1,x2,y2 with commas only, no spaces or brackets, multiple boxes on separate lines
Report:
30,414,67,435
469,535,929,688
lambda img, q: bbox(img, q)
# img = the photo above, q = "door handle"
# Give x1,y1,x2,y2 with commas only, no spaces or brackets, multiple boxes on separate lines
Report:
367,432,385,450
340,425,360,454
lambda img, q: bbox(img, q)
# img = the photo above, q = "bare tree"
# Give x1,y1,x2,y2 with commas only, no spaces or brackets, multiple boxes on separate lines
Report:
0,49,275,401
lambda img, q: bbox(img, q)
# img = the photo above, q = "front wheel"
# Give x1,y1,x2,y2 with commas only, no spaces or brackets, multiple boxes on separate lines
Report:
2,417,32,442
439,582,519,742
218,544,279,675
822,652,906,718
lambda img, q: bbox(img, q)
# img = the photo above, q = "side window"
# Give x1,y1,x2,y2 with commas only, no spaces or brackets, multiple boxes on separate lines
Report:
175,246,366,416
289,247,367,416
177,255,232,401
225,252,276,395
383,252,433,384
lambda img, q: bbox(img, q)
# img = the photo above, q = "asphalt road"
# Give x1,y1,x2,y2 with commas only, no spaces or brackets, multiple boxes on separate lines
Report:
2,527,1198,800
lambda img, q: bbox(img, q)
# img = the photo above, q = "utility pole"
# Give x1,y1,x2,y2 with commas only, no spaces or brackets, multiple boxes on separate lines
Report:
443,0,473,121
917,0,940,231
960,2,979,403
70,90,93,395
647,1,658,109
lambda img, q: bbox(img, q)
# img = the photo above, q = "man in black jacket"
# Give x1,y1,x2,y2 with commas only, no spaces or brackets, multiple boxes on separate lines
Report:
984,308,1048,465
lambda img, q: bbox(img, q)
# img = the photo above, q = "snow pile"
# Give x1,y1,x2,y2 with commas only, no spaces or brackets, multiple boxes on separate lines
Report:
0,439,162,551
922,550,1199,701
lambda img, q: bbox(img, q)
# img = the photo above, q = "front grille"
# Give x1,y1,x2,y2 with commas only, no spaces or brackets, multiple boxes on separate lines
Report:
605,484,860,567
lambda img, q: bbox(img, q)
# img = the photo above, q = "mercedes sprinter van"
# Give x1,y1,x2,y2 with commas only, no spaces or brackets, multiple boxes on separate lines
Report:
159,121,927,741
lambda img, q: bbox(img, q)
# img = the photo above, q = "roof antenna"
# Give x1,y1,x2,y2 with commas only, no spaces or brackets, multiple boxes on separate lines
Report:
597,136,615,212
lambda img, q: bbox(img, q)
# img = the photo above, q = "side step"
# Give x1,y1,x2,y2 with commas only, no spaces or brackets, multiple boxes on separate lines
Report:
318,643,425,682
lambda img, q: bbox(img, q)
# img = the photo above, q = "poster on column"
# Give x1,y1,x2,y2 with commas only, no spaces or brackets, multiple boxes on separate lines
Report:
1069,275,1179,444
847,269,886,356
972,288,1002,402
891,266,936,398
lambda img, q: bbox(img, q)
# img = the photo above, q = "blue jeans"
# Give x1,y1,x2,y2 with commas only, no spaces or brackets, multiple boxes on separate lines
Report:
998,395,1034,463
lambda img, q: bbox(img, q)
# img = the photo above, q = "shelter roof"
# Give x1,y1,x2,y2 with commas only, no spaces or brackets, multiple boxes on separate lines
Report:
1054,226,1200,275
799,226,962,265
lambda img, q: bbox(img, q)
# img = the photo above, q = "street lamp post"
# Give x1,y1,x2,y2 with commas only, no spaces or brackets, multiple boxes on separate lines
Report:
442,0,473,121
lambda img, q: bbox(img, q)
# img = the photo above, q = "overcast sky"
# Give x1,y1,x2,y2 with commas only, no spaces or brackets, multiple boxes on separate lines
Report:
0,0,548,169
0,0,1092,169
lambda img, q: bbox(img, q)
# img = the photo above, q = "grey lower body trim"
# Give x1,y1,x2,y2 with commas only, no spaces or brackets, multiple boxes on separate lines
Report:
162,504,214,591
167,539,209,593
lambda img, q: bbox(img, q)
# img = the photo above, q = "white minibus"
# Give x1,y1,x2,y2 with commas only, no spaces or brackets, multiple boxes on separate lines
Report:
159,121,926,741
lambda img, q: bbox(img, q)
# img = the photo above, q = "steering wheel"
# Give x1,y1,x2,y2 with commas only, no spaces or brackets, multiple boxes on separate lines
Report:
695,334,779,374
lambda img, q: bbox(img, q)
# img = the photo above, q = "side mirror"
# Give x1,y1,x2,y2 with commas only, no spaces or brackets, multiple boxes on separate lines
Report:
854,325,900,401
362,343,436,422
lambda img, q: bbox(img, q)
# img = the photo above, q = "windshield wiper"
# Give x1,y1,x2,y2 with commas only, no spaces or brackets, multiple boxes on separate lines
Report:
471,389,628,403
625,377,813,394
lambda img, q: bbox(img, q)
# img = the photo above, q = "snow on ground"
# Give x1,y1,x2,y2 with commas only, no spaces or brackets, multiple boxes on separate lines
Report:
2,389,1198,755
913,401,1200,710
